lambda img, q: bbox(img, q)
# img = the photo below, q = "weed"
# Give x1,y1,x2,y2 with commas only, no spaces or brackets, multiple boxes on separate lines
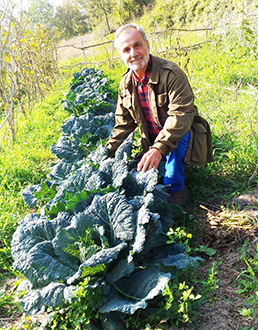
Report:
44,277,105,329
167,227,193,254
236,242,258,319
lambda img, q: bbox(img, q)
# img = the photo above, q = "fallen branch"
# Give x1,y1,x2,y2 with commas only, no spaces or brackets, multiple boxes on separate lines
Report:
58,40,113,50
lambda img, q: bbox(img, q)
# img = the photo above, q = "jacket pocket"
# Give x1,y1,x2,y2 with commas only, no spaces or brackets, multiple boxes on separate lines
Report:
122,95,132,109
184,122,208,166
191,122,208,163
157,93,167,107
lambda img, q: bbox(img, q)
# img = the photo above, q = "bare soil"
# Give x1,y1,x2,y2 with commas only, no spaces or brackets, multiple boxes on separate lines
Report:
1,189,258,330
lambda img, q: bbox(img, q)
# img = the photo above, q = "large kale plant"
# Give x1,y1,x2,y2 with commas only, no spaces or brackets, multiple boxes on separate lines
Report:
11,68,201,329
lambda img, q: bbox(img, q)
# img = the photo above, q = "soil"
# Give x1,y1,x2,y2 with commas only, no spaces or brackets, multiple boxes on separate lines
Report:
180,188,258,330
1,189,258,330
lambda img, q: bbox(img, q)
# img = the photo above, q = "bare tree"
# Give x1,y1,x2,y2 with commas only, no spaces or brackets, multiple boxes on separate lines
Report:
0,0,58,141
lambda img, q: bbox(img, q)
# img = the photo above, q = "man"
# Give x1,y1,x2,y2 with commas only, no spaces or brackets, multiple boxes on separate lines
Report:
107,23,213,206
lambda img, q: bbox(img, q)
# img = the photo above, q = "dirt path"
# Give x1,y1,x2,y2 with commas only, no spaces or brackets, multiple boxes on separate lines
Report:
183,189,258,330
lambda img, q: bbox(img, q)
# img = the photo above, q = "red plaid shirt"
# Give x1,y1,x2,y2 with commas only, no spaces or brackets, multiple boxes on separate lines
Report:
133,59,162,144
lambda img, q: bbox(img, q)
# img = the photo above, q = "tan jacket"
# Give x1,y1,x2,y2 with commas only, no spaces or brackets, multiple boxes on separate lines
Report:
107,55,214,166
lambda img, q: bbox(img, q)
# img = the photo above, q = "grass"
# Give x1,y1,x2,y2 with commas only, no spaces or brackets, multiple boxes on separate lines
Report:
0,70,72,276
1,20,258,329
236,242,258,320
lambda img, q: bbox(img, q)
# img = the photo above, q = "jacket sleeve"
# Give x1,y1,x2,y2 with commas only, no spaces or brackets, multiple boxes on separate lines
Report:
152,71,197,156
106,91,137,157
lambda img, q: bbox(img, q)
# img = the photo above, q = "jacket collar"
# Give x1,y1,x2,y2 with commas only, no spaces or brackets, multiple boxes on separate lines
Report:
148,55,159,85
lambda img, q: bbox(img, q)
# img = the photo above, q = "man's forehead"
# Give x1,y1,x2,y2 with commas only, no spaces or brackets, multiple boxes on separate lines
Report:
117,28,144,45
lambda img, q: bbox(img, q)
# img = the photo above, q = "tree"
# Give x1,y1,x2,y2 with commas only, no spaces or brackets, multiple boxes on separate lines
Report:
73,0,117,34
53,0,90,39
73,0,155,33
120,0,155,23
26,0,54,27
0,0,58,141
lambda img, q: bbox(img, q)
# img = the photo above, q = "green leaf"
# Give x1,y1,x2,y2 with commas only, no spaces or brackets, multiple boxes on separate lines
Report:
194,245,217,257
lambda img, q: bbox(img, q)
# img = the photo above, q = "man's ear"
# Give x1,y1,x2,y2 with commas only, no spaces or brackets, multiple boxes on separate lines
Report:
146,40,150,51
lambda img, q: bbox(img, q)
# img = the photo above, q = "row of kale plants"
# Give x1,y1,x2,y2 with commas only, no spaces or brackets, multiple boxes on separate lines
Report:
11,68,202,329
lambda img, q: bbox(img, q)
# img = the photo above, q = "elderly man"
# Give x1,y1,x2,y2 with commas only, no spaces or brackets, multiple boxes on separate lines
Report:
107,23,213,206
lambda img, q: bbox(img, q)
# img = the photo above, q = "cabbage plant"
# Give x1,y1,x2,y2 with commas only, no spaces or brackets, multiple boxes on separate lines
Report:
11,68,201,329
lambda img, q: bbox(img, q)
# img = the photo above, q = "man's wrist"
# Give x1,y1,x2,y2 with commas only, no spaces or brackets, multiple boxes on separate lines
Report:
150,146,163,156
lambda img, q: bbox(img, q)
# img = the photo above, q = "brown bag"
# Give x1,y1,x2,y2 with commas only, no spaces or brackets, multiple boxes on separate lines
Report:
184,116,214,167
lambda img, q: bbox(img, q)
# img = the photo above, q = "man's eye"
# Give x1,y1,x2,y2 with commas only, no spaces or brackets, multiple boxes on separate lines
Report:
123,48,130,53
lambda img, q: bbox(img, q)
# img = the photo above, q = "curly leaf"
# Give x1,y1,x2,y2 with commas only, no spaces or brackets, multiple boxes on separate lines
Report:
81,192,136,245
99,158,128,188
11,219,78,287
20,282,75,315
100,267,171,315
21,184,41,207
115,132,134,160
67,242,127,284
122,169,158,197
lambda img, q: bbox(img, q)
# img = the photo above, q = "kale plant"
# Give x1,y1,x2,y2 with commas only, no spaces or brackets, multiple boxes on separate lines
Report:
12,68,201,329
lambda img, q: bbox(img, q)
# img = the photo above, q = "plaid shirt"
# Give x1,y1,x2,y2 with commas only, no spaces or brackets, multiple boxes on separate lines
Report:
133,59,162,143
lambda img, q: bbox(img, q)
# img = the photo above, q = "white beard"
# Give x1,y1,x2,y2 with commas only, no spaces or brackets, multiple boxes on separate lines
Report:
126,54,149,72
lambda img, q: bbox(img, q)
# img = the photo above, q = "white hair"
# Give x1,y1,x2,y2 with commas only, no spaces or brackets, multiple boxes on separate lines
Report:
114,23,148,52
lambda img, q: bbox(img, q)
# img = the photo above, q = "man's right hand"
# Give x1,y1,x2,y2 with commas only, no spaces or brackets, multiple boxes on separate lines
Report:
137,148,162,173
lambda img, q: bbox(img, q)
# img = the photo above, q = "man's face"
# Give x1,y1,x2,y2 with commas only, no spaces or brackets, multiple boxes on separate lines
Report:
116,28,150,75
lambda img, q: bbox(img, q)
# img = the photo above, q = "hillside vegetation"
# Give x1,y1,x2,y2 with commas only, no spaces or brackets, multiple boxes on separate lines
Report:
1,0,258,329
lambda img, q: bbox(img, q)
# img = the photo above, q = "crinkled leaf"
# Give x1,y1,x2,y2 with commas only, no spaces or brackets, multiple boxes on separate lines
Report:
116,267,171,300
68,242,127,284
80,192,135,245
160,253,203,271
143,191,174,232
20,282,75,315
115,132,134,160
11,219,77,287
51,135,86,163
85,143,108,166
20,287,45,315
52,226,82,269
99,158,128,188
44,166,106,216
18,213,43,225
49,159,75,182
50,212,73,228
141,213,167,254
69,192,135,247
122,169,158,197
130,206,151,255
101,268,171,314
52,220,109,267
21,184,41,207
102,297,147,315
65,189,96,213
106,259,135,284
160,253,192,269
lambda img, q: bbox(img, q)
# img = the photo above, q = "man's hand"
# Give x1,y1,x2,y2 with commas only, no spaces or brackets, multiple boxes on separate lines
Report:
137,148,162,173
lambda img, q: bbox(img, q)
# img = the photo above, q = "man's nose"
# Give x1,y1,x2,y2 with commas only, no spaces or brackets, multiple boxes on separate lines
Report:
130,47,137,57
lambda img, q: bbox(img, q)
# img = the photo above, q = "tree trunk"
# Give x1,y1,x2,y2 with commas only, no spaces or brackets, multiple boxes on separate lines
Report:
101,7,111,34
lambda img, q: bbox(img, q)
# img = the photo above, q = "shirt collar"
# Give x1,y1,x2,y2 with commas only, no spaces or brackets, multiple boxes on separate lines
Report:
133,57,152,87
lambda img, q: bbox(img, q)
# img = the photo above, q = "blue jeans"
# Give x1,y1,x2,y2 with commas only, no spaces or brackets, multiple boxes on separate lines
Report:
162,131,190,193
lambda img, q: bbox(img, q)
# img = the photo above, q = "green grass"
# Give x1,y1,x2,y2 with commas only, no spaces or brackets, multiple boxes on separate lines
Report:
236,242,258,320
0,71,72,274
